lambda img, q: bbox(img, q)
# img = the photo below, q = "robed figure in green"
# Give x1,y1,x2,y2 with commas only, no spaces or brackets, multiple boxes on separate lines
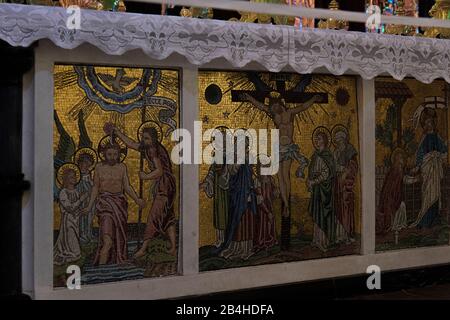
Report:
200,129,231,248
201,163,229,248
307,127,336,252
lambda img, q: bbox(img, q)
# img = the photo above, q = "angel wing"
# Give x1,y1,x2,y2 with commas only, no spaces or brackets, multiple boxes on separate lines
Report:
54,110,75,169
77,110,92,149
54,110,75,201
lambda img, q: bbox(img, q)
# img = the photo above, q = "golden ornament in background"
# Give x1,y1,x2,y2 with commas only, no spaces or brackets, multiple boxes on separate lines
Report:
59,0,102,9
180,7,193,18
238,11,258,23
179,7,213,19
235,0,296,26
424,0,450,38
384,0,416,36
117,0,126,12
317,0,348,30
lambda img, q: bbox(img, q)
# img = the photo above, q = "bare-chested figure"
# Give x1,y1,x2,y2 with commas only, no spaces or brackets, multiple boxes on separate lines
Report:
241,92,322,218
84,142,145,265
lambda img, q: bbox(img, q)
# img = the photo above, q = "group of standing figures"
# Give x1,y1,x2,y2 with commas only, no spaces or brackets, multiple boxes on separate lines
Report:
53,122,177,267
201,151,279,260
308,125,358,252
201,124,358,259
377,108,448,236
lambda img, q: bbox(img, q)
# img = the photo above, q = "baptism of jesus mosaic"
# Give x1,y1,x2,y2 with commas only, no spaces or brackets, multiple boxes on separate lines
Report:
53,64,180,287
375,77,450,251
198,71,362,271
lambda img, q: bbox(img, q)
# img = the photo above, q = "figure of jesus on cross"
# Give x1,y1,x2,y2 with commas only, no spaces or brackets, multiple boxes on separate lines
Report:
232,74,327,250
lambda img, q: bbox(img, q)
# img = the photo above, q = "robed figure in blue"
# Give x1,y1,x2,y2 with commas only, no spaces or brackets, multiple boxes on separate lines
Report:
410,108,448,229
215,150,258,259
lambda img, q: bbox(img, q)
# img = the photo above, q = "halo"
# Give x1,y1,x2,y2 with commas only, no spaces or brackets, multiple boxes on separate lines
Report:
331,124,349,147
312,126,331,150
73,147,98,172
56,163,81,188
138,120,163,143
269,91,281,99
390,147,407,165
98,135,128,163
265,93,286,106
215,125,229,133
419,107,437,129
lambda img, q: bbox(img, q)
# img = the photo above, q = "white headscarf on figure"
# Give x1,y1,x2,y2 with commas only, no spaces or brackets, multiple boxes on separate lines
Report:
411,96,446,129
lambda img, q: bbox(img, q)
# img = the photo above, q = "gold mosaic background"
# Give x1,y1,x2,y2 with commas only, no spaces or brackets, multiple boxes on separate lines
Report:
198,71,362,247
375,78,449,167
53,65,180,230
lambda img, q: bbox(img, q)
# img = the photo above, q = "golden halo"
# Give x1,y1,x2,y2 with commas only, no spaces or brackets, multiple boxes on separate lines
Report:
73,147,98,172
214,125,229,133
331,124,349,147
390,147,407,165
419,107,437,129
138,121,163,143
98,135,128,163
270,91,281,99
312,126,331,150
56,163,81,189
265,92,285,105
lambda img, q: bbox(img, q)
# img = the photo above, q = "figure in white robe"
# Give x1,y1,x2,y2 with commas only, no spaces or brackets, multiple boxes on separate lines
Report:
54,187,87,265
410,112,448,229
75,151,96,244
77,172,94,243
391,175,420,232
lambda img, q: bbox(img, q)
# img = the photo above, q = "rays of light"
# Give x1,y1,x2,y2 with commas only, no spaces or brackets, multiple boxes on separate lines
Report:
295,117,302,133
109,112,126,131
305,110,315,125
68,96,97,121
157,73,179,96
318,104,330,117
145,108,161,123
230,101,245,116
54,67,78,90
